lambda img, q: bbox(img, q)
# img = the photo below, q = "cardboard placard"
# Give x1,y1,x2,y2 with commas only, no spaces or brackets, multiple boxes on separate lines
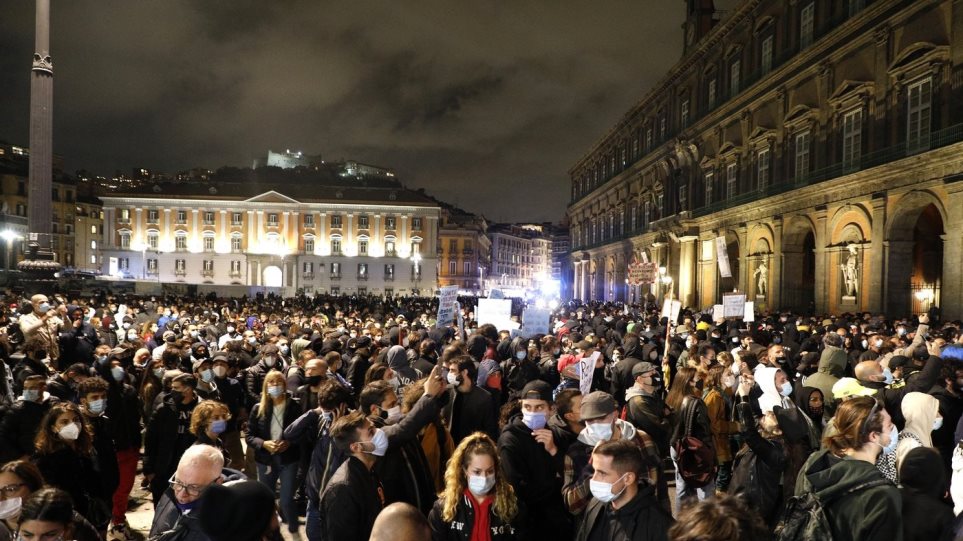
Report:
661,299,682,322
522,308,551,336
723,293,747,318
477,299,512,327
744,301,755,322
579,351,601,395
712,304,724,321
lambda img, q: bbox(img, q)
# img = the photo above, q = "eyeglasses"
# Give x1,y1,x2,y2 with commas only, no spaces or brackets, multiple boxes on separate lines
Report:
0,483,25,496
168,474,215,496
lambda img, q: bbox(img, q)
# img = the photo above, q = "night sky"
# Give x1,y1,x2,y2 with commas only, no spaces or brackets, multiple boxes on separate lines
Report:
0,1,683,223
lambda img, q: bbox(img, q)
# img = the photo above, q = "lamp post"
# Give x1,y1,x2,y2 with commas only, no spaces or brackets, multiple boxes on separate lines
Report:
0,230,23,271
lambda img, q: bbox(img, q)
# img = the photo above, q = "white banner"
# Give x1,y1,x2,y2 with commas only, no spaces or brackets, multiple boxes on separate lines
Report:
436,286,459,328
477,299,513,328
712,304,724,321
723,293,747,318
579,351,601,395
716,236,732,279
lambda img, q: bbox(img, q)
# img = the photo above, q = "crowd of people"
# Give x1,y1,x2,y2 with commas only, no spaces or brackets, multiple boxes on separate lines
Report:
0,289,962,541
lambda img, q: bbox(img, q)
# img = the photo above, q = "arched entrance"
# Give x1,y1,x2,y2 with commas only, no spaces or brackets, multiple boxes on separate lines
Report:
263,265,283,288
783,217,817,314
886,194,946,317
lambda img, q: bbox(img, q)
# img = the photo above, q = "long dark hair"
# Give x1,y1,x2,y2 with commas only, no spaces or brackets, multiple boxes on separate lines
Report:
34,402,93,457
17,487,74,530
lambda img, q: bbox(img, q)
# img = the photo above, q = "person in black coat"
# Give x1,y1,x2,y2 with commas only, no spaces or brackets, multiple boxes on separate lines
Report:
77,377,120,530
245,371,302,536
144,374,199,504
728,402,787,529
0,375,58,462
610,333,646,408
45,363,88,404
442,355,499,446
899,446,954,541
57,305,100,366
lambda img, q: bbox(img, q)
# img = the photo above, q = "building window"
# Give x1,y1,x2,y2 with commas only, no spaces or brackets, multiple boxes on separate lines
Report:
411,241,421,255
303,262,314,274
761,35,773,75
52,188,59,201
17,181,25,196
659,116,666,140
385,240,396,256
645,128,653,151
119,209,130,222
704,171,714,205
726,163,738,199
385,216,395,229
331,239,342,255
175,259,186,274
449,239,458,252
147,210,159,223
449,260,456,275
656,193,664,215
147,232,158,250
176,210,187,224
203,260,214,272
331,262,341,278
795,131,811,179
707,78,718,109
120,232,130,249
119,258,129,270
331,215,342,228
357,263,368,278
842,108,863,168
330,286,340,295
203,236,214,251
729,58,741,96
175,235,187,251
385,264,395,280
679,185,688,210
907,77,932,151
267,213,279,226
359,240,368,255
464,261,471,276
800,2,815,49
680,99,690,128
304,238,314,253
232,212,243,225
643,201,651,225
303,214,314,227
757,148,770,189
231,236,242,252
358,215,368,228
630,206,637,230
147,259,157,273
230,260,241,276
412,217,422,230
90,240,97,250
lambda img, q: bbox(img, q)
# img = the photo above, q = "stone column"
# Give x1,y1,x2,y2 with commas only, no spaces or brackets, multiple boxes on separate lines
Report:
868,197,887,313
943,230,963,321
679,236,698,308
884,240,914,317
26,0,54,256
771,218,783,309
735,225,748,294
813,208,829,314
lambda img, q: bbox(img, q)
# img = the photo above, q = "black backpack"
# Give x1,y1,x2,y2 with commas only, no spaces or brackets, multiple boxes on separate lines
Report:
775,478,891,541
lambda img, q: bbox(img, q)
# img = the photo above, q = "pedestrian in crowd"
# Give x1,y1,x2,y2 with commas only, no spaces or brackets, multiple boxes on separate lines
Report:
13,488,84,541
149,444,235,541
190,400,232,463
246,371,301,539
76,376,120,532
666,366,715,507
32,401,110,528
198,480,281,541
401,380,454,494
428,432,526,540
45,362,87,404
0,375,57,463
0,461,100,541
144,373,199,503
372,502,431,541
443,354,499,445
667,494,769,541
623,361,671,458
899,446,953,541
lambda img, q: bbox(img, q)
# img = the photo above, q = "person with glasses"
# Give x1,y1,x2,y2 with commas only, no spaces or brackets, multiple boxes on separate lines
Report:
148,444,230,541
0,461,99,541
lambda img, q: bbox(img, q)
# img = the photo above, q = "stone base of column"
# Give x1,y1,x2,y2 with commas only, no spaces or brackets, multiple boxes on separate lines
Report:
17,242,62,293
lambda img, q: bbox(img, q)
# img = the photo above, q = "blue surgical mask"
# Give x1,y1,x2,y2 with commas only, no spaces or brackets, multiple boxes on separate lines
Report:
882,368,894,385
875,424,899,455
515,351,526,361
111,366,126,382
97,355,109,365
267,385,284,398
88,398,106,415
522,411,546,431
210,419,227,434
22,389,40,402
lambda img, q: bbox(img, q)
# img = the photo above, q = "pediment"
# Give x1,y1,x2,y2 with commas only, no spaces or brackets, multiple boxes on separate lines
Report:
244,191,300,204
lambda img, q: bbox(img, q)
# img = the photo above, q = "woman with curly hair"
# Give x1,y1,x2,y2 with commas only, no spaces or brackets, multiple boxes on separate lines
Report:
189,399,232,465
428,432,526,541
31,402,110,529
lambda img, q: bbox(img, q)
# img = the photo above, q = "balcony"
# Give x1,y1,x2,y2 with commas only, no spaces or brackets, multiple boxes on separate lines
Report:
462,248,474,255
202,269,214,278
385,250,397,257
330,273,341,280
229,270,241,278
384,274,394,282
146,269,158,276
357,274,369,281
175,268,186,277
302,272,315,280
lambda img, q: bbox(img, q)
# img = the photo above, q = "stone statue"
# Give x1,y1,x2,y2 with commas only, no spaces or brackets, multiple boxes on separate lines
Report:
753,260,768,296
840,244,859,297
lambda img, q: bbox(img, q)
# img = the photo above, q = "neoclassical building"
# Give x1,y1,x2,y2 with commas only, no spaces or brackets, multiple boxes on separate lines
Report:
99,177,440,296
567,0,963,319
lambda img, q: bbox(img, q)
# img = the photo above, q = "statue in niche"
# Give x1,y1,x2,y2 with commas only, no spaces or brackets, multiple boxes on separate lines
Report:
840,244,859,298
753,260,768,296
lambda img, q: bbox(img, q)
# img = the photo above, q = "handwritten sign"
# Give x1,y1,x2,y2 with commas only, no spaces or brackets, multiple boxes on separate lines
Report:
712,304,724,321
522,308,551,336
436,286,459,328
661,299,682,323
579,351,602,395
723,293,747,318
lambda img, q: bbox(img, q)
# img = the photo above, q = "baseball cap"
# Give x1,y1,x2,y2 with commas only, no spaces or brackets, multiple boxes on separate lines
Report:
580,391,617,420
631,361,658,377
832,377,875,399
519,380,553,403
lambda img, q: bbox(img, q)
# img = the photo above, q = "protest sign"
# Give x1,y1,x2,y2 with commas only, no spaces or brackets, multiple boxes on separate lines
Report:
723,293,747,318
436,286,459,328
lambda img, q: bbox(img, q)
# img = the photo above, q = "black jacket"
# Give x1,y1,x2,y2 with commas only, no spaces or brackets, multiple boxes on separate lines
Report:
728,402,787,527
212,375,245,433
573,483,672,541
346,352,371,394
442,385,498,444
624,388,672,458
106,381,142,450
148,490,211,541
610,336,645,407
46,374,78,404
144,395,198,482
283,409,347,503
243,361,280,408
0,398,56,461
58,319,100,365
33,446,109,525
858,354,943,429
428,492,528,541
246,395,302,465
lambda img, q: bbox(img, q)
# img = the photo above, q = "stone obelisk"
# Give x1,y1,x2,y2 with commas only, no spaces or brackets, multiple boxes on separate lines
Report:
19,0,61,281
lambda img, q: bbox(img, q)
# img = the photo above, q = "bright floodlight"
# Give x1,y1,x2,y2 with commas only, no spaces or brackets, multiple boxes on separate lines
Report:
548,300,559,310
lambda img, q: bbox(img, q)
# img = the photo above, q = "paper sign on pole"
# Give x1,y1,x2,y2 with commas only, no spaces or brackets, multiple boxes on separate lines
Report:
579,351,601,395
661,299,682,323
744,301,755,322
716,236,732,278
436,286,459,328
661,299,673,319
723,293,747,318
522,309,551,336
477,299,512,326
712,304,724,321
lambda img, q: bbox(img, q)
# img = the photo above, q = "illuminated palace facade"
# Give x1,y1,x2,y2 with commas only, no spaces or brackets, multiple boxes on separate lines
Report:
99,182,440,296
568,0,963,319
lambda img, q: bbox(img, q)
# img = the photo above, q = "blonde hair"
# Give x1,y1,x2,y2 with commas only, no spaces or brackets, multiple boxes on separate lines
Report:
440,432,517,524
257,371,287,418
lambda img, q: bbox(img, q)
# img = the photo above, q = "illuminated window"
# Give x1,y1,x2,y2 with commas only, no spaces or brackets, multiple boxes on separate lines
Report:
359,240,368,255
147,232,158,250
358,215,368,228
120,232,130,249
231,235,242,252
203,211,215,225
175,235,187,251
304,214,314,227
305,238,314,253
331,215,342,228
331,239,342,255
267,213,279,226
203,236,214,251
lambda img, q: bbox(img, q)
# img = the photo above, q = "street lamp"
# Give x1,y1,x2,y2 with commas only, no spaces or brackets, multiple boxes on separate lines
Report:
0,230,23,271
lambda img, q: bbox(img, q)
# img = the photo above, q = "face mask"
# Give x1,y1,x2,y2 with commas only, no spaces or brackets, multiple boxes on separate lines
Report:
874,424,899,455
213,366,227,378
583,421,614,445
58,421,81,441
227,326,235,334
247,336,258,345
122,322,131,330
897,328,907,336
362,428,389,456
22,389,40,402
170,390,185,403
88,398,107,415
515,351,526,361
97,355,109,365
163,310,172,317
446,371,460,386
0,496,22,520
468,474,496,496
553,348,561,356
934,417,944,431
127,332,138,341
780,382,793,397
210,419,228,434
773,336,782,344
882,368,894,385
111,366,126,382
279,345,290,355
38,303,51,313
861,340,868,349
522,411,547,431
267,385,284,398
589,473,628,503
153,367,166,379
384,405,402,423
200,369,214,383
264,357,276,367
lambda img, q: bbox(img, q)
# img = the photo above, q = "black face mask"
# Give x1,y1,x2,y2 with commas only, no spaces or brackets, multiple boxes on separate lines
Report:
170,390,184,403
306,375,323,386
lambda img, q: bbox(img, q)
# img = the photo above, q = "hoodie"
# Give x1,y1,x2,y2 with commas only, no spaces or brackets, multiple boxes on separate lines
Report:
806,344,848,414
894,392,939,472
795,449,902,541
756,366,791,414
387,345,420,390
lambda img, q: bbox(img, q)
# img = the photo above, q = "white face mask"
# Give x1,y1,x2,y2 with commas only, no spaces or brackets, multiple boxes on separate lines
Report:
213,366,228,378
0,496,21,520
361,428,389,456
446,371,460,386
589,473,628,503
385,405,402,424
934,417,944,431
58,421,81,441
467,474,496,496
583,421,614,445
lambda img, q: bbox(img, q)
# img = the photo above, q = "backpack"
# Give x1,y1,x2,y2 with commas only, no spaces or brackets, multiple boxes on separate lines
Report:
774,478,891,541
672,397,716,488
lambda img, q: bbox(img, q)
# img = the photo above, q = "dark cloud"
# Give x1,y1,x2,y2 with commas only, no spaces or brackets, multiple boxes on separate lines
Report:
0,1,683,222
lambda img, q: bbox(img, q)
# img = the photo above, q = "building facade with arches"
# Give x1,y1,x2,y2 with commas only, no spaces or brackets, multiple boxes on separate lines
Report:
99,182,440,296
567,0,963,319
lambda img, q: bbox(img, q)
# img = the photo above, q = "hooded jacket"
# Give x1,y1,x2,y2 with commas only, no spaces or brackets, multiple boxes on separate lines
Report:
387,345,421,390
858,354,943,430
611,335,645,407
892,392,939,475
756,366,791,414
805,344,847,415
794,449,902,541
624,386,672,458
573,482,672,541
729,402,786,527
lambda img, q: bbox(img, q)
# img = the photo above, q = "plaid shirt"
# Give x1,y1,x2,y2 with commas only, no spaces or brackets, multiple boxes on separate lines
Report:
561,421,670,516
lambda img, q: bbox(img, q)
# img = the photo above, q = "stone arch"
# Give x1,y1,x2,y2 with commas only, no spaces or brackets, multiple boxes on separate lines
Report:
782,214,818,313
885,190,948,316
829,204,872,245
886,190,948,241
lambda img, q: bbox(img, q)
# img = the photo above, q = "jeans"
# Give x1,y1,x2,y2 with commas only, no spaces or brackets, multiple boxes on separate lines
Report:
257,460,299,533
305,499,321,541
670,445,716,513
111,447,139,525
